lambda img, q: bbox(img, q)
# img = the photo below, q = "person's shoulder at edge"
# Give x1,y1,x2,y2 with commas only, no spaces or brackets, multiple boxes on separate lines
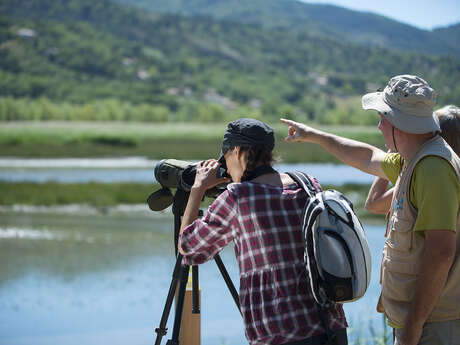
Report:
413,155,459,181
381,152,403,185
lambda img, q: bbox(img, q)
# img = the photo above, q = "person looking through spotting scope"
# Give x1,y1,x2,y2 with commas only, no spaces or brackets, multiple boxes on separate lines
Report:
178,118,348,345
280,75,460,345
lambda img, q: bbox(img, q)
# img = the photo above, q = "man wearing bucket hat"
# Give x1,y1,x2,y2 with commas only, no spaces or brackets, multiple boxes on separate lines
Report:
364,104,460,216
281,75,460,345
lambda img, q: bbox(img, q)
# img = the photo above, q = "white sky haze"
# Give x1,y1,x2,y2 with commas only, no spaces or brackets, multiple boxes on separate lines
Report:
301,0,460,30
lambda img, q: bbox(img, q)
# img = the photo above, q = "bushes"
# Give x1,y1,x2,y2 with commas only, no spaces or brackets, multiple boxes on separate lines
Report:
0,97,173,122
0,96,261,123
0,95,383,125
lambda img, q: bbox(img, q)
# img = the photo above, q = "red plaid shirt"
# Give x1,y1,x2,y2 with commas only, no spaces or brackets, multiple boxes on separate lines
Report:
180,178,347,345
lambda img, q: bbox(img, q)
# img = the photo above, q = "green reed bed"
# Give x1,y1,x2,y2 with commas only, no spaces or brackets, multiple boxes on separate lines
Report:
0,181,384,221
0,122,384,162
349,314,392,345
0,181,159,207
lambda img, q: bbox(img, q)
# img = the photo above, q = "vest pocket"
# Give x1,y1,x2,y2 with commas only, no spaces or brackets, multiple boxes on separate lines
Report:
384,256,419,275
386,217,413,252
382,263,416,304
382,256,418,305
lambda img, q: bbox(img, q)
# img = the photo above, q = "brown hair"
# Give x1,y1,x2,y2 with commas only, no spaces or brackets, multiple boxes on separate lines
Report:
435,105,460,155
239,147,274,182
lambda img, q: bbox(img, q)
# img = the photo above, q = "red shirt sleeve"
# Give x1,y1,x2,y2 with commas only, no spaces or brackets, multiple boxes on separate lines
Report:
180,189,238,265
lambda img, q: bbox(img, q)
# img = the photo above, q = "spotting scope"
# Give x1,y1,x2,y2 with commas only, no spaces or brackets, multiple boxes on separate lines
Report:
147,159,228,211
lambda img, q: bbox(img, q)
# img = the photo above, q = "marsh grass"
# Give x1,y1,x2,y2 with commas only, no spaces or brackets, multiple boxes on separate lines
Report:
368,315,392,345
0,181,159,207
0,122,385,162
0,181,385,221
344,315,392,345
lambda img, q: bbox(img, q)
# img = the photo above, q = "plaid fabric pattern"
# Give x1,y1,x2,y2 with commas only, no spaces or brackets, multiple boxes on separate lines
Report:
180,178,347,345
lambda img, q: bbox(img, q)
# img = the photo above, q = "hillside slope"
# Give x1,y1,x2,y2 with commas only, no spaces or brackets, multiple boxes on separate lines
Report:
1,0,459,124
115,0,460,57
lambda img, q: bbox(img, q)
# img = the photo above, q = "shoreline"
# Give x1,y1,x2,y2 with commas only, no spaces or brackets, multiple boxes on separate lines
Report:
0,195,384,222
0,203,163,216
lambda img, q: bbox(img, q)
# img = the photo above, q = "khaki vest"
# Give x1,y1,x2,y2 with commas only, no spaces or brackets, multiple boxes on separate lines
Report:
378,135,460,326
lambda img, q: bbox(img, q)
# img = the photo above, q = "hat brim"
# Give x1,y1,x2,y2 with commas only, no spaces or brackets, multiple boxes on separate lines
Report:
362,92,440,134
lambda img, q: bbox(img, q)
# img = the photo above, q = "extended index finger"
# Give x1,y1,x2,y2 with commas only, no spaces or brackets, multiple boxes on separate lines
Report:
280,118,297,126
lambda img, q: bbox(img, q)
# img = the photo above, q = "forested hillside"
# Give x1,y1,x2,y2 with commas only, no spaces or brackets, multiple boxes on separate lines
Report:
434,23,460,54
1,0,459,123
115,0,460,57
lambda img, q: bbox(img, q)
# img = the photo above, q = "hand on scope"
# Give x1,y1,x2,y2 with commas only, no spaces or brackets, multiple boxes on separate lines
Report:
193,159,230,191
280,118,318,143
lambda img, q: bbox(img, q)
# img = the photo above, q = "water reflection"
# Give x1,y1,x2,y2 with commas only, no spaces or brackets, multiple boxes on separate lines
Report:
0,212,387,345
0,213,172,286
0,158,375,185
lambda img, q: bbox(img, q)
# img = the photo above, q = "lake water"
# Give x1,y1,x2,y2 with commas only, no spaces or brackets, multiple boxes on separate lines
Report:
0,210,390,345
0,157,375,185
0,157,389,344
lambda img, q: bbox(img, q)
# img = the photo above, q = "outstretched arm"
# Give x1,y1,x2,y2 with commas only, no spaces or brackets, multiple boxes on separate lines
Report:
280,118,387,178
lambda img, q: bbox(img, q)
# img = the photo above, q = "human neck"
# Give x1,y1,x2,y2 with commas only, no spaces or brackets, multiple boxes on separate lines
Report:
398,132,436,161
251,170,283,186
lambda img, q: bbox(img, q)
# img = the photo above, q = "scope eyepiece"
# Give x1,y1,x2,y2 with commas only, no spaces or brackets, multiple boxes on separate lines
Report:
180,165,228,191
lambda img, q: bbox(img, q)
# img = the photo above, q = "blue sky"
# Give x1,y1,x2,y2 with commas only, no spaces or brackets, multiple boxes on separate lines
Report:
301,0,460,30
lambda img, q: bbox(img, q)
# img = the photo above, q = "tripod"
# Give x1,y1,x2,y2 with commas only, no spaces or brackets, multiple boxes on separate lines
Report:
154,188,242,345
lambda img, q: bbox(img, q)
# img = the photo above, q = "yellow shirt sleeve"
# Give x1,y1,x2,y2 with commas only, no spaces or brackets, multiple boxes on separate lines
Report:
411,156,460,233
382,153,403,185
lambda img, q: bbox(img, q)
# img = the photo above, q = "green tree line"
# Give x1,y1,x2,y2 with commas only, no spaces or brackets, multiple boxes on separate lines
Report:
0,96,381,125
1,0,459,124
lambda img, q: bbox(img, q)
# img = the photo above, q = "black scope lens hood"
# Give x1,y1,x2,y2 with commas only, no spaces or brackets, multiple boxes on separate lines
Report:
180,165,197,191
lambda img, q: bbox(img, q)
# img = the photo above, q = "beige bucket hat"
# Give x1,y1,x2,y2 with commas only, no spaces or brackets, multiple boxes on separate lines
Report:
362,75,440,134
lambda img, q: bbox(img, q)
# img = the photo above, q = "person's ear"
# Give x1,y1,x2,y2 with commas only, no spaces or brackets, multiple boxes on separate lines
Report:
236,147,249,162
236,148,249,167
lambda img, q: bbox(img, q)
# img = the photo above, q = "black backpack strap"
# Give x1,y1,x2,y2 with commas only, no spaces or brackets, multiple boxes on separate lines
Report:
286,171,317,197
317,307,338,345
286,171,337,345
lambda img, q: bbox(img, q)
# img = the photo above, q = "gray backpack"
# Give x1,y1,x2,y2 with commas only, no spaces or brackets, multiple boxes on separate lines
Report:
288,171,371,307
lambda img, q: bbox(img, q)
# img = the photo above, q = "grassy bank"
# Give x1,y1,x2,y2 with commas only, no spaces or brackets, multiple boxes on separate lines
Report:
0,181,384,221
0,181,158,207
0,122,384,163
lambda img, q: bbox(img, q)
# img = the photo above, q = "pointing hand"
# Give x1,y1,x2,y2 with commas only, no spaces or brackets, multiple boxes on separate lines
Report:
280,118,316,143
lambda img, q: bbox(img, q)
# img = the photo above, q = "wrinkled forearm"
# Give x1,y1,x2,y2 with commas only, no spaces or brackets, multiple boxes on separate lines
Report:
307,129,387,178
